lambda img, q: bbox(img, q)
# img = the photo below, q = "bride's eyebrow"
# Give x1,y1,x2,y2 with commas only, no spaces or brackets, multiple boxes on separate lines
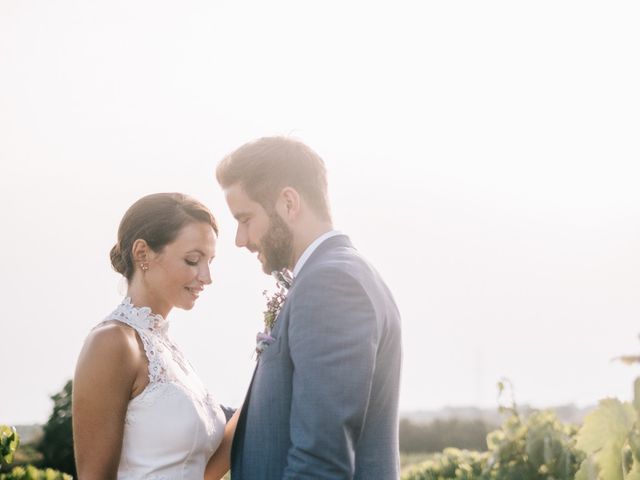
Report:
186,249,215,260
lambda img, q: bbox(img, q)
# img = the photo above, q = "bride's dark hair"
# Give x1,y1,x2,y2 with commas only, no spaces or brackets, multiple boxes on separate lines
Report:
110,193,218,281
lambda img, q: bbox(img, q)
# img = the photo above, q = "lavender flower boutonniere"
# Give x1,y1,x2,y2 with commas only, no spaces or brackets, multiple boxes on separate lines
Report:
255,269,293,358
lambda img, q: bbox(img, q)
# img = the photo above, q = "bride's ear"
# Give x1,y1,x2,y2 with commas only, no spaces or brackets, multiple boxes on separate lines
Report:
276,187,301,221
131,239,151,265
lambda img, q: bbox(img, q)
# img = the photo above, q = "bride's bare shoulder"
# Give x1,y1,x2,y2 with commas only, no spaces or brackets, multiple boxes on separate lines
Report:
78,320,141,365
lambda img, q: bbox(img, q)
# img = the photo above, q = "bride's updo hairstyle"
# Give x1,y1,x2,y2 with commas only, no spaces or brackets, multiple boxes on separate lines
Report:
110,193,218,281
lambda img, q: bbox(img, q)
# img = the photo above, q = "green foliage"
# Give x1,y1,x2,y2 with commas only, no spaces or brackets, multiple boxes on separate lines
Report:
402,380,583,480
0,427,70,480
402,448,488,480
0,465,72,480
401,453,436,470
571,359,640,480
402,409,582,480
406,342,640,480
1,427,20,466
486,409,582,479
37,381,75,478
574,394,640,480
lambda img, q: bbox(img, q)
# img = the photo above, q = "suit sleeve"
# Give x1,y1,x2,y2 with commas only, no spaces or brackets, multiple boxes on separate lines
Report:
283,266,378,479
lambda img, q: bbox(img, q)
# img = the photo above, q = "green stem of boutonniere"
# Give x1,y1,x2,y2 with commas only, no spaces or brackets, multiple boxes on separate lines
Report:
262,289,287,332
256,269,293,359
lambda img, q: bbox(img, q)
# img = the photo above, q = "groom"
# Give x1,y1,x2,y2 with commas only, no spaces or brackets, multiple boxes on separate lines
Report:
216,137,402,479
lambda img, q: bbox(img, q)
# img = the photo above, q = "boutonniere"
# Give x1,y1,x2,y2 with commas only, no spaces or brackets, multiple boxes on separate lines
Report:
255,269,293,358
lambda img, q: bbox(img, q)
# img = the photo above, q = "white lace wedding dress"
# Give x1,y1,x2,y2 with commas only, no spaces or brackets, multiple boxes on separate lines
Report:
100,297,226,479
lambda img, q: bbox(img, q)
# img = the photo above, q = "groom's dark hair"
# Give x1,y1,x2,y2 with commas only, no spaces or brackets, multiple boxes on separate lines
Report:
216,136,331,221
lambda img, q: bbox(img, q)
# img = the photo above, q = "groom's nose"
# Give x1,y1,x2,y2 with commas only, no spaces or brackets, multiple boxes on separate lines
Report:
235,225,247,248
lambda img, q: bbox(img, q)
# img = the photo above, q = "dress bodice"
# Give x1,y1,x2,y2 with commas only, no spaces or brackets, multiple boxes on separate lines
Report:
100,298,225,479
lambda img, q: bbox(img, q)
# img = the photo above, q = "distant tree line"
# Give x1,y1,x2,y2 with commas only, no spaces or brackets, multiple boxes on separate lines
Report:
399,417,493,453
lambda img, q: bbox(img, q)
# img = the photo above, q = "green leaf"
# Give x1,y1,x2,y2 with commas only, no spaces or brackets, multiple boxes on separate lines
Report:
624,442,634,475
576,455,600,480
629,428,640,462
634,378,640,413
576,398,637,480
0,425,20,466
625,461,640,480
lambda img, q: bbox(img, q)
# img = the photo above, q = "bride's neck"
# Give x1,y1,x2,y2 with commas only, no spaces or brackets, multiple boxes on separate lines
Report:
126,280,171,319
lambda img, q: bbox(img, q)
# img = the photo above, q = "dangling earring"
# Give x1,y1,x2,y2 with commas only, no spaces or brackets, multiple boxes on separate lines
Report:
140,262,149,271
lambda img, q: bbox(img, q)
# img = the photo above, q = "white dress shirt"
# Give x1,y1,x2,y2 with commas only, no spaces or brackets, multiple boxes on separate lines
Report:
292,230,342,277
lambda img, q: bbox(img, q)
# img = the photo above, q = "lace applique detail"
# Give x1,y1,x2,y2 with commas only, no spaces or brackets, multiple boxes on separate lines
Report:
103,298,214,405
111,297,168,333
105,297,171,385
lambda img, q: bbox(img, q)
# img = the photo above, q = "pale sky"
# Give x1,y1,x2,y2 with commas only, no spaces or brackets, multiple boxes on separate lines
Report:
1,1,639,425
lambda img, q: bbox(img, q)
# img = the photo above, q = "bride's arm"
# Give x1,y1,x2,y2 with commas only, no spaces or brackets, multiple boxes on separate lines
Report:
72,324,140,480
204,408,240,480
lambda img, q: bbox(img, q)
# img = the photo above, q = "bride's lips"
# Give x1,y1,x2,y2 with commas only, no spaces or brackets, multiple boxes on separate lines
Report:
185,286,203,299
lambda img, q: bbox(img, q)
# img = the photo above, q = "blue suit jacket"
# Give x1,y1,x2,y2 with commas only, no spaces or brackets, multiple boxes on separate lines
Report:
231,234,402,479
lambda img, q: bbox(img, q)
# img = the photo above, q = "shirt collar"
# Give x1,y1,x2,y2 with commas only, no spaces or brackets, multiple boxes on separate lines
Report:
292,229,342,277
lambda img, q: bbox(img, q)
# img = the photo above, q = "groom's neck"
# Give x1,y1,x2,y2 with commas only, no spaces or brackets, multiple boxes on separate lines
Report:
289,219,334,269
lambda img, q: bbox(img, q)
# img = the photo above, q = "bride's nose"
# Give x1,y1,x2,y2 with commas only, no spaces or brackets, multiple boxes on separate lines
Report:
198,264,212,285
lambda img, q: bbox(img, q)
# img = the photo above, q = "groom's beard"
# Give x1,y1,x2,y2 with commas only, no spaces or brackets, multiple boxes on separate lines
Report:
252,212,294,274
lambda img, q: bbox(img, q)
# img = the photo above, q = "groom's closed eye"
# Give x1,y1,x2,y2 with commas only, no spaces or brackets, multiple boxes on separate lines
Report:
233,212,251,223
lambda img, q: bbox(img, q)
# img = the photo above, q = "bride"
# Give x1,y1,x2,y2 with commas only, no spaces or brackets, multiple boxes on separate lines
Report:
73,193,236,479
